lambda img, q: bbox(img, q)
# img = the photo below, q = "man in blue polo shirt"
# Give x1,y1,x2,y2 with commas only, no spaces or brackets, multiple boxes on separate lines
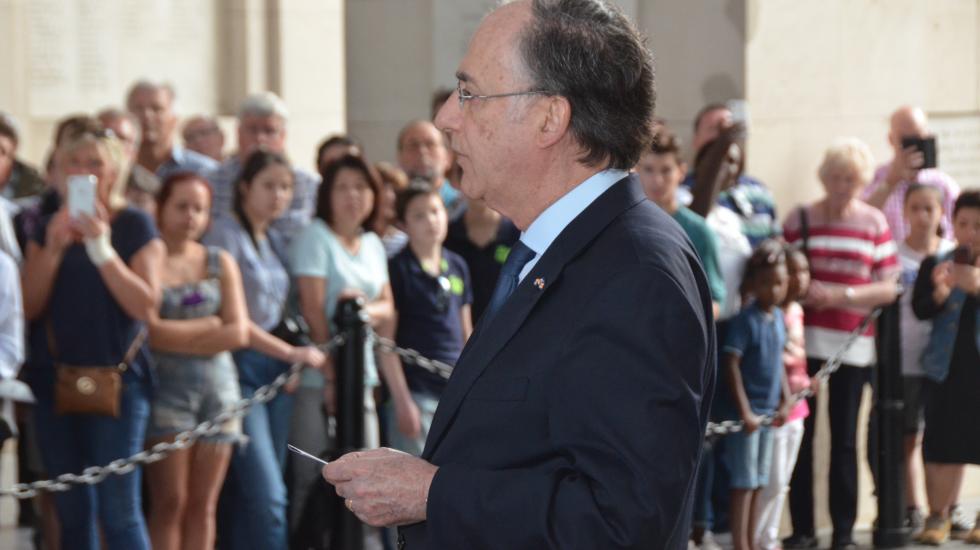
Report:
387,181,473,455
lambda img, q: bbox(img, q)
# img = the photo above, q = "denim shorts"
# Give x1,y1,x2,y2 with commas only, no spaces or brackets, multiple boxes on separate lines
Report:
148,351,242,444
724,425,774,490
902,375,931,435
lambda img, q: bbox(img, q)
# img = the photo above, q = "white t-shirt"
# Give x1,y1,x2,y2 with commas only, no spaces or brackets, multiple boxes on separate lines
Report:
897,239,955,376
707,206,752,321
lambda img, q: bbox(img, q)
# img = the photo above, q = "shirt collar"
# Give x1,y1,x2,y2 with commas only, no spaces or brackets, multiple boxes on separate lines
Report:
520,169,627,257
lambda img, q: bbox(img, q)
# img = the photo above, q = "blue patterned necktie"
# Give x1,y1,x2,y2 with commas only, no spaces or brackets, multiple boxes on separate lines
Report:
482,240,536,323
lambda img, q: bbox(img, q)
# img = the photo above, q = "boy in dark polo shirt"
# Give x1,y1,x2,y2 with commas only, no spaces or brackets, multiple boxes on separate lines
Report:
387,181,473,455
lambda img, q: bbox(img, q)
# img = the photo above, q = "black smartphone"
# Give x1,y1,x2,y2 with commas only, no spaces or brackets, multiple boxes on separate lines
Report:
952,245,977,266
901,136,938,169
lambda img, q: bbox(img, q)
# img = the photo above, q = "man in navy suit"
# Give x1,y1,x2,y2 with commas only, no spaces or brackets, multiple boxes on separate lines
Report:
324,1,715,548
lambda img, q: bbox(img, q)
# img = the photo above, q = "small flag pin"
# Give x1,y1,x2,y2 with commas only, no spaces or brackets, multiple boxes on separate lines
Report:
533,277,545,290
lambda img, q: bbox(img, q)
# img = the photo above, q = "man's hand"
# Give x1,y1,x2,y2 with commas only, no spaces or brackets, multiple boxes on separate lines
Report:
885,145,924,188
323,448,438,527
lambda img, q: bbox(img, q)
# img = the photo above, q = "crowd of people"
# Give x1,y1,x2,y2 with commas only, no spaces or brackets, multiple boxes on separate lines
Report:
633,103,978,550
0,75,977,550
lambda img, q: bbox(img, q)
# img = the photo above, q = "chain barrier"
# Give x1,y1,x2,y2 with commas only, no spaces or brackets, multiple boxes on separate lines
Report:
1,307,882,498
371,333,455,380
704,307,883,438
0,335,345,500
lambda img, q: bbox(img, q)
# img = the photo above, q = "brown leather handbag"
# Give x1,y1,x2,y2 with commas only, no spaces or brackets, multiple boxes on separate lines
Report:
49,324,146,418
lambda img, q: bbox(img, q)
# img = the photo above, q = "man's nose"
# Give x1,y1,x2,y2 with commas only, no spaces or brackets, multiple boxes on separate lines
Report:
434,94,460,132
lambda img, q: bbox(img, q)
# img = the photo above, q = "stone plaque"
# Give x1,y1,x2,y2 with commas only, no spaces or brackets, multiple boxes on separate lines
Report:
931,113,980,192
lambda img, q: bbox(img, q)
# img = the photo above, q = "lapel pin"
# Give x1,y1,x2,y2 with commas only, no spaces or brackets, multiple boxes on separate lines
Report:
534,277,545,290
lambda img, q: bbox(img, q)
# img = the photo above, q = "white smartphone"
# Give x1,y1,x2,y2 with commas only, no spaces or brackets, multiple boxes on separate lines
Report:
67,175,97,219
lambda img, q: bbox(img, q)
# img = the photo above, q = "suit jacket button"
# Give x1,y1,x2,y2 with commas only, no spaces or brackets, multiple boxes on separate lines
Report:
397,532,406,550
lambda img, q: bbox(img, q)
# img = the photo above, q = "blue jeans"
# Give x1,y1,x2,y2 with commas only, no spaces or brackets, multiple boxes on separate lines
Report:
219,349,295,550
34,372,151,550
385,391,439,456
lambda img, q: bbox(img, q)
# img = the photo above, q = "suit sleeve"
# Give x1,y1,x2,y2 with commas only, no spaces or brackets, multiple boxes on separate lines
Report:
425,265,714,550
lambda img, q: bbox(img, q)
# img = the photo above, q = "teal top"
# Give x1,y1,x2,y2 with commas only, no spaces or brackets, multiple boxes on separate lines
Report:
673,206,727,306
289,219,388,388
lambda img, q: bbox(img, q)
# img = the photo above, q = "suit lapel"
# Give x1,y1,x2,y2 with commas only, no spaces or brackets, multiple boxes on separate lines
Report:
422,176,648,459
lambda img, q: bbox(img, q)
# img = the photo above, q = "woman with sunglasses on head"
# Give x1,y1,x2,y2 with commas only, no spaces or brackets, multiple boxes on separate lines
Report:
287,154,417,537
202,150,325,550
386,180,473,455
20,121,165,550
144,172,249,550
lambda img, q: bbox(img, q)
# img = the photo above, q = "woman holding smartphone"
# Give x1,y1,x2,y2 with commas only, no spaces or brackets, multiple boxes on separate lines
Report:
203,150,325,550
21,121,164,550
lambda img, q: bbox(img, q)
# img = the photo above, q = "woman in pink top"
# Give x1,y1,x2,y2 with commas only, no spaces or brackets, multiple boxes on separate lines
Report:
782,138,900,549
755,245,811,550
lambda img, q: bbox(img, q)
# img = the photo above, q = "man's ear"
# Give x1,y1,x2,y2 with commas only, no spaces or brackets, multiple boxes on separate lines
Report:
536,96,571,149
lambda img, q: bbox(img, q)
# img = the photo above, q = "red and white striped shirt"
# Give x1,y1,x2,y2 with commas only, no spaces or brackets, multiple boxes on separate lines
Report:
783,201,899,366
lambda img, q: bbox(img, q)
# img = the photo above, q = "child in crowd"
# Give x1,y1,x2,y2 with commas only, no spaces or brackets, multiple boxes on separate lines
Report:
897,183,955,531
722,240,789,550
754,245,811,550
387,180,473,455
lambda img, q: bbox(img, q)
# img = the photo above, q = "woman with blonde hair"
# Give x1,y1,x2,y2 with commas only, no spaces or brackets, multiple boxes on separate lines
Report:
21,120,165,550
782,138,900,550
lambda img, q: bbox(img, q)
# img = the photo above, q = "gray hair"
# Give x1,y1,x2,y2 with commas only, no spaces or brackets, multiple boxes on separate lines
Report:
518,0,656,169
238,92,290,121
125,79,177,110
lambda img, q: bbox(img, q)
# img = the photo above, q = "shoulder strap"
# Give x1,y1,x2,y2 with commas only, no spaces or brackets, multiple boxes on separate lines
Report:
798,206,810,258
205,246,223,279
117,327,147,371
47,318,145,371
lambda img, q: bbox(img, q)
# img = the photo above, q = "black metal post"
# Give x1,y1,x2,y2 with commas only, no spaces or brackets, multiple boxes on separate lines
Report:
333,297,368,550
874,296,909,548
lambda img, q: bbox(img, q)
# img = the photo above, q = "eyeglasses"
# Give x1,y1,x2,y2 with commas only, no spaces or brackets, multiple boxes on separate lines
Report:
456,80,556,109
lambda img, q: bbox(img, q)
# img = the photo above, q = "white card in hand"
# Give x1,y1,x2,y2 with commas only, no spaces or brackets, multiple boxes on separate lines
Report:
288,444,329,467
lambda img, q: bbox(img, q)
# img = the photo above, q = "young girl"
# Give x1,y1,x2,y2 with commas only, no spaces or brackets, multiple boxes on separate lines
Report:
722,240,789,550
204,150,326,550
897,184,955,532
145,173,250,550
755,245,811,550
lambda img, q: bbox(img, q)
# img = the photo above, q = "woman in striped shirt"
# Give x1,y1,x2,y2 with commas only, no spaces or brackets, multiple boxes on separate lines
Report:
781,137,900,550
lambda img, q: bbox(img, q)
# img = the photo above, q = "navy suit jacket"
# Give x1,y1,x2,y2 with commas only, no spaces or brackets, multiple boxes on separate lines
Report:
398,176,716,549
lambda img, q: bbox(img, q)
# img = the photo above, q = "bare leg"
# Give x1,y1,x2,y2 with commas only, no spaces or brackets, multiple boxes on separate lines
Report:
39,493,60,550
748,488,762,549
730,488,753,550
925,462,966,518
904,434,921,510
181,442,233,550
146,437,192,550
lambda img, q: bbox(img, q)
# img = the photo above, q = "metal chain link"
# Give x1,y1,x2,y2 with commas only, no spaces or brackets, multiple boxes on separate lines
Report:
372,333,455,380
0,335,345,500
704,307,883,438
1,306,884,498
